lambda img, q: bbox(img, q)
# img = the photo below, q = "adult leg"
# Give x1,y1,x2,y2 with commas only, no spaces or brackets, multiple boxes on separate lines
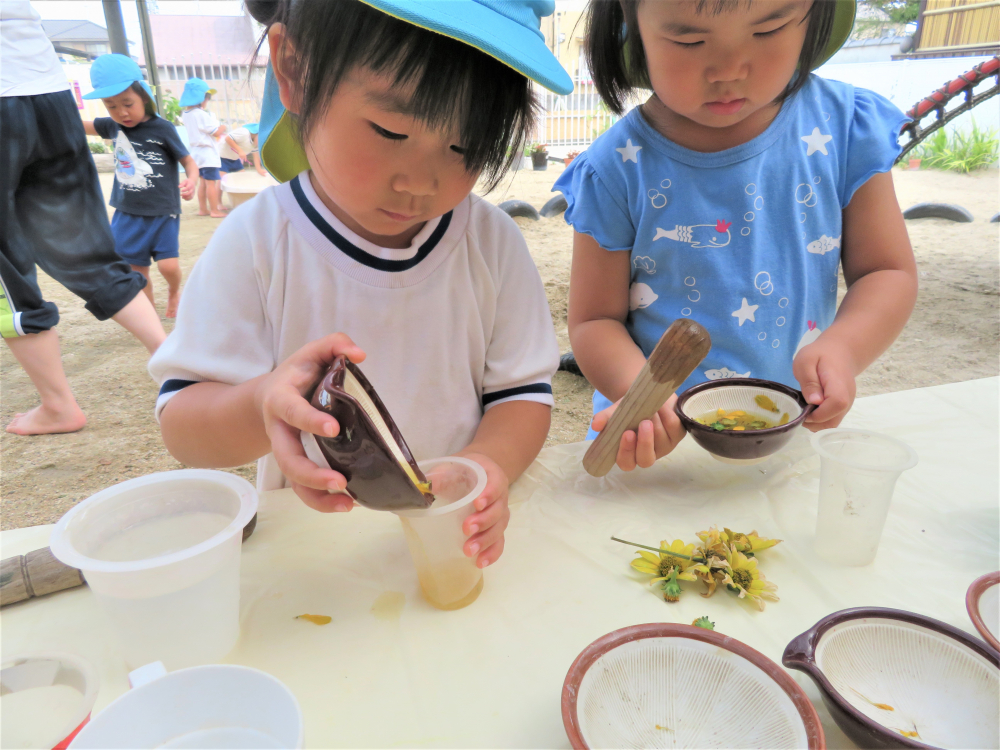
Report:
133,264,154,306
4,330,86,435
156,257,182,318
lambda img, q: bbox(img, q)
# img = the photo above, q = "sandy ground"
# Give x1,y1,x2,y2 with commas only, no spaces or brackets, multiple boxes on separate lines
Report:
2,164,997,529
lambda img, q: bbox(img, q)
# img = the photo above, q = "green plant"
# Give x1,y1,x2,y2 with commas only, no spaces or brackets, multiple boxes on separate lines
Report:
912,121,999,173
162,93,182,125
88,140,106,154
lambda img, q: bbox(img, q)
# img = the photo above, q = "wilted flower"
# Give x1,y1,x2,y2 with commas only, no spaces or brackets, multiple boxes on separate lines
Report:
723,549,779,611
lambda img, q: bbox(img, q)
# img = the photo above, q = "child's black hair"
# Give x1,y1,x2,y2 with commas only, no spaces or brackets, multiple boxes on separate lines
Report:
128,82,158,117
585,0,837,115
245,0,538,190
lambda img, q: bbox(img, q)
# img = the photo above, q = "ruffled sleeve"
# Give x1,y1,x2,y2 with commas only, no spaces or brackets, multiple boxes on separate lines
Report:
553,152,635,252
842,87,910,206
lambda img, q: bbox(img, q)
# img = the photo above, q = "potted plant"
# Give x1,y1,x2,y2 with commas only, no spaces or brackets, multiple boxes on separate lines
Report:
564,150,581,166
530,143,549,171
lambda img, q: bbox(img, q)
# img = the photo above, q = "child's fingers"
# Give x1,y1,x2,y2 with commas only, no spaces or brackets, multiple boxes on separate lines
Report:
616,430,638,471
272,389,339,438
634,419,657,468
463,495,507,538
591,406,612,433
806,365,853,425
292,482,354,513
475,537,505,568
465,517,506,560
793,350,824,407
311,332,366,365
269,420,346,491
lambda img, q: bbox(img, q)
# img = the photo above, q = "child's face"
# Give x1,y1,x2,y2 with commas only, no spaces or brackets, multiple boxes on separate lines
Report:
101,88,148,128
636,0,811,129
288,68,478,247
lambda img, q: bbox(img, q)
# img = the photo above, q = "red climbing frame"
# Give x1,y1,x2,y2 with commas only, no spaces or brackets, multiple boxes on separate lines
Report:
896,56,1000,161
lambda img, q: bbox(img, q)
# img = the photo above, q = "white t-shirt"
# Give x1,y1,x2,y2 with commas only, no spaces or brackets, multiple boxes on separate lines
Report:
218,126,255,160
149,172,559,491
1,1,69,97
181,106,221,168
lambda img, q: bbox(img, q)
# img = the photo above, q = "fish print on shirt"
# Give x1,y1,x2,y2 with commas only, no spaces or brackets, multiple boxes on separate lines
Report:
654,219,732,249
113,131,153,189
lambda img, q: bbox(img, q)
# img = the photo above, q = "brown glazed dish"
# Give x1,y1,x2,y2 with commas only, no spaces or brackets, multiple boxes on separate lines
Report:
562,623,825,750
674,378,814,460
306,356,433,511
966,571,1000,651
783,607,1000,750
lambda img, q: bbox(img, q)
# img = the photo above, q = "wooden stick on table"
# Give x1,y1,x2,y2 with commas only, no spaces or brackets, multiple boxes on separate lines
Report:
582,319,711,477
0,548,85,607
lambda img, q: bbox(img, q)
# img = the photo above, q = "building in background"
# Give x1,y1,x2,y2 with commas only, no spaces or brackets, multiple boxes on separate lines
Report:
41,20,117,61
899,0,999,58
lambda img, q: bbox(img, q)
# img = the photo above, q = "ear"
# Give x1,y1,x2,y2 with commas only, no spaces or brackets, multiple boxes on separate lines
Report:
268,23,303,115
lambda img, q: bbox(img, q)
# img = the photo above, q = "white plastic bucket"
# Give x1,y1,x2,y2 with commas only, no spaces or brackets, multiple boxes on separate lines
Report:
50,470,258,670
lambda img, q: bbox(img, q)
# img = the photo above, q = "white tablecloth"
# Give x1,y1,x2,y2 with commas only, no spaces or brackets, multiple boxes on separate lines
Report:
3,378,998,748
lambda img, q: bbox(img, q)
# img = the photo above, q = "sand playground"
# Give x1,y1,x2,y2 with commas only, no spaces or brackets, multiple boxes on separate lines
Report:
1,164,997,529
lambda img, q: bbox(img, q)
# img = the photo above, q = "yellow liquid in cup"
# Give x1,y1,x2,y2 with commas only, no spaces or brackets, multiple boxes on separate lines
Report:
400,520,483,610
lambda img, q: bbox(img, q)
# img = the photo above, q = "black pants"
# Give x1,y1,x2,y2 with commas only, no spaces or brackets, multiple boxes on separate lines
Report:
0,89,145,337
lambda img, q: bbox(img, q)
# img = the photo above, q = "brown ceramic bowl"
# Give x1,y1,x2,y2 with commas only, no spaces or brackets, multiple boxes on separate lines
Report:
675,378,814,462
967,571,1000,652
783,607,1000,750
562,623,824,749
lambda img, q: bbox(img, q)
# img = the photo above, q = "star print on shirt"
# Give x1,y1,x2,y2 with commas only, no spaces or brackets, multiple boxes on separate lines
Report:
801,127,833,156
731,297,758,326
616,139,642,163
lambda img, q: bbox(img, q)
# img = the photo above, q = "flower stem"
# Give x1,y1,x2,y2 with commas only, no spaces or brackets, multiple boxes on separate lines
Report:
610,536,695,561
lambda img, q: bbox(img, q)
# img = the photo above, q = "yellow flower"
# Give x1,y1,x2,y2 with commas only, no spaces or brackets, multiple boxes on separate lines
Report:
724,527,781,556
630,539,697,583
723,549,779,610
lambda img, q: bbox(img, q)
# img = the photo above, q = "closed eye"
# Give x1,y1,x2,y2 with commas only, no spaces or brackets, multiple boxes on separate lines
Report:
672,39,703,48
371,122,407,140
450,145,467,155
755,21,790,37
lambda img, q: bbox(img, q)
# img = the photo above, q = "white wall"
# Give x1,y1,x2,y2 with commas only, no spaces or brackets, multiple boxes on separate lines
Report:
815,56,999,136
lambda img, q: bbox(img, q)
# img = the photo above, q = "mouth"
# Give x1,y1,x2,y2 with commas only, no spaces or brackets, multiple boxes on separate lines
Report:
705,98,747,116
379,208,420,222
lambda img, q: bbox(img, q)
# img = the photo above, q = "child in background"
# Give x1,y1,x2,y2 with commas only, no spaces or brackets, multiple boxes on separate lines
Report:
149,0,573,569
179,78,226,217
219,122,266,176
558,0,917,472
83,54,197,319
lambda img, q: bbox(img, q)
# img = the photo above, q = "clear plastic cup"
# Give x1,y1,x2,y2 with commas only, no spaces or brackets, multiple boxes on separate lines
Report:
394,457,488,610
49,470,258,670
1,652,99,750
68,661,302,749
810,429,917,566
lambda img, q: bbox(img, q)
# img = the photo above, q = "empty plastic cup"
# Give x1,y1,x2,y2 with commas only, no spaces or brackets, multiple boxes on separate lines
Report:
810,429,917,566
394,457,487,610
68,661,302,749
49,470,258,670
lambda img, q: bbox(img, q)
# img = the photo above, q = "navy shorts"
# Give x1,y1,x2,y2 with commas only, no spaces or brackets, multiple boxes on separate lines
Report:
199,166,221,181
111,211,180,266
220,157,244,173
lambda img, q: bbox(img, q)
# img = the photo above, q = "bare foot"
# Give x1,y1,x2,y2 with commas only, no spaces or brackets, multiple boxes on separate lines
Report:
209,211,227,218
6,403,87,435
166,291,181,318
197,210,211,216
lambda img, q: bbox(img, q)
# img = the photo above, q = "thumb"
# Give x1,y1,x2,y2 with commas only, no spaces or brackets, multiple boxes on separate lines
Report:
794,351,824,407
591,401,618,432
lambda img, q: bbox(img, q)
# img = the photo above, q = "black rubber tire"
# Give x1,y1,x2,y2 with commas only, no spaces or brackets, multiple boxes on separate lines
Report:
498,200,540,221
558,352,583,377
541,193,569,218
990,212,999,223
902,202,974,222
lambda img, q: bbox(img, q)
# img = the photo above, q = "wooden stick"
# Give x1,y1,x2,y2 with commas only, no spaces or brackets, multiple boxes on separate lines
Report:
583,319,711,477
0,548,85,607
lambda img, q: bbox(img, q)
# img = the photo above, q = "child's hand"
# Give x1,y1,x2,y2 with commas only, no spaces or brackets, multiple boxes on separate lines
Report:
454,452,510,569
255,165,267,176
179,178,196,200
793,338,857,431
253,333,367,512
591,395,685,471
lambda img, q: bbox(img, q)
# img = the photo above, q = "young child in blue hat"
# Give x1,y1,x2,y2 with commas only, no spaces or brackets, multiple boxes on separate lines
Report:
218,122,266,176
83,54,198,318
179,78,227,217
150,0,573,569
558,0,917,471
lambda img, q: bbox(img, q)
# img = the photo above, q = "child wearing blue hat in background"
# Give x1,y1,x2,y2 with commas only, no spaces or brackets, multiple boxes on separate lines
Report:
179,78,227,217
83,54,198,319
150,0,573,569
219,122,266,176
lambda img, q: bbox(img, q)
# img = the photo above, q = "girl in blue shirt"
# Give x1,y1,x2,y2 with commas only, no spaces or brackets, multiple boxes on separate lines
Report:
556,0,917,471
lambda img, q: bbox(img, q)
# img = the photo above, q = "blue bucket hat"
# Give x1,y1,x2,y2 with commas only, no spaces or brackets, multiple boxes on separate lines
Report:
179,77,217,108
259,0,574,182
83,53,154,102
244,123,260,135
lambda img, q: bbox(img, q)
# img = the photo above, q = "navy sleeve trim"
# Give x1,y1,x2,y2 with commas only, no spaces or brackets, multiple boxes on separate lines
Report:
482,383,553,405
159,378,200,396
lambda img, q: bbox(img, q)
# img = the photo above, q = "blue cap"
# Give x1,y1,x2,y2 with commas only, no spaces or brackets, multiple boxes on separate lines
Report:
260,0,573,182
179,77,217,107
83,53,154,101
244,123,259,135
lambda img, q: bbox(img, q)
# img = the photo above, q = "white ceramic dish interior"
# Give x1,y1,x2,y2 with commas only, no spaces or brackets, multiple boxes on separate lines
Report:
815,617,999,749
575,637,809,749
679,384,803,426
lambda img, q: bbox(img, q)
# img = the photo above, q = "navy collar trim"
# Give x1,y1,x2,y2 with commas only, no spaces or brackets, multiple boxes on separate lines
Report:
290,175,451,273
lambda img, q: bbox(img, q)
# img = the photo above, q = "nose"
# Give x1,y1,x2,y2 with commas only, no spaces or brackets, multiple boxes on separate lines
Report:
706,47,748,84
391,161,438,197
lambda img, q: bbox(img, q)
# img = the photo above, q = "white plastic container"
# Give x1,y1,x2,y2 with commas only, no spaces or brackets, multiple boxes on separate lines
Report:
1,652,99,750
69,661,303,749
810,429,917,566
50,470,258,670
394,457,487,610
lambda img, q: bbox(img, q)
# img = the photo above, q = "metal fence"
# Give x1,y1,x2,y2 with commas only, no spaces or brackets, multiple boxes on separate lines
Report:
154,52,265,127
531,75,623,147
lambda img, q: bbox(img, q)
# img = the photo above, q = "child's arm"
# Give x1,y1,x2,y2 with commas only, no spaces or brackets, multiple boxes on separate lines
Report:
178,155,198,200
456,400,550,568
83,121,99,136
568,231,686,470
793,171,917,430
251,150,266,175
225,135,247,162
